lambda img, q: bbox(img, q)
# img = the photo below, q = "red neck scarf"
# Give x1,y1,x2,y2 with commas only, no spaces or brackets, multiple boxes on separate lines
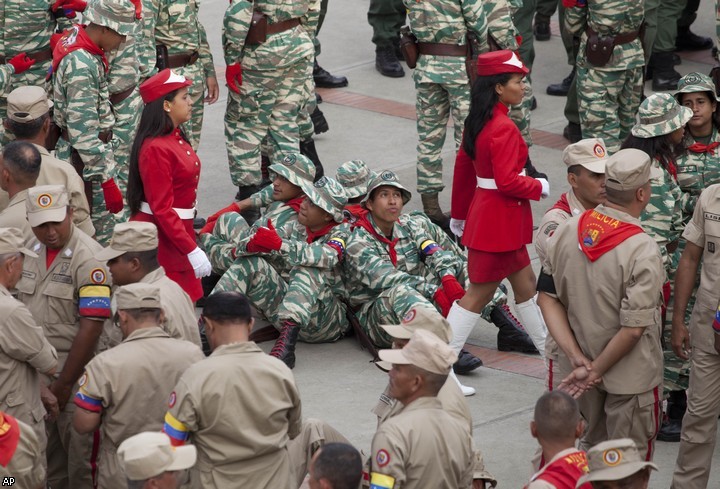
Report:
50,25,108,79
687,141,720,155
355,214,398,266
0,413,20,467
285,196,305,213
549,193,572,214
531,451,591,489
577,209,643,262
306,222,338,243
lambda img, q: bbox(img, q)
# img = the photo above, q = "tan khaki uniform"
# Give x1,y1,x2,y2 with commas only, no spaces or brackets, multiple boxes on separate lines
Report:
0,190,32,241
0,415,45,488
0,144,94,236
0,284,57,458
75,326,203,489
544,204,664,457
165,342,302,489
370,396,474,489
16,226,111,489
534,190,588,391
671,184,720,489
287,418,353,487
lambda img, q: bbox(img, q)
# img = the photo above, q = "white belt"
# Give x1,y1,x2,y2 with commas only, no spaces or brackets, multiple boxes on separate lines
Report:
139,202,195,220
476,170,526,189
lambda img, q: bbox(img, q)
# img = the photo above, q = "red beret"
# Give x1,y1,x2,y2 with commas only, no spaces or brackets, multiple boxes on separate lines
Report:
476,50,529,77
139,69,192,104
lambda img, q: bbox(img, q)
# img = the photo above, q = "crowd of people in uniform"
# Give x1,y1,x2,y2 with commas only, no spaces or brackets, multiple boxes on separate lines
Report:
2,0,720,488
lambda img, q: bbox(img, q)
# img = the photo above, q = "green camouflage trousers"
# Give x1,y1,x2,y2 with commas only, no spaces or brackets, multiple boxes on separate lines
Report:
577,66,643,154
199,212,250,273
224,57,313,187
508,76,534,147
111,88,143,221
415,81,469,195
175,62,207,150
298,73,317,142
213,255,348,343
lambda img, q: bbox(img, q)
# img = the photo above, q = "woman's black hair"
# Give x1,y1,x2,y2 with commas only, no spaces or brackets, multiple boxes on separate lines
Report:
126,88,189,214
462,73,514,159
620,133,680,174
677,90,720,133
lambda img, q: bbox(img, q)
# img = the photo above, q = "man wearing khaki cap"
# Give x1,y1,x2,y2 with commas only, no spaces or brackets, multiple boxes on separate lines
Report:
16,184,112,487
0,227,58,467
117,431,197,489
534,138,607,400
369,329,473,489
97,221,201,349
538,149,665,459
3,85,94,237
72,283,204,489
577,438,657,488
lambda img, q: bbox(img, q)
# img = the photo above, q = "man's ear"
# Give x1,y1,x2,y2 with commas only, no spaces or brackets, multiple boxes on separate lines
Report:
530,420,538,440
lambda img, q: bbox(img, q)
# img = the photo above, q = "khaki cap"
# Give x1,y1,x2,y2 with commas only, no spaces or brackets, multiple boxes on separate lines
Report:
362,170,411,204
605,149,663,191
6,86,52,123
117,432,197,480
562,138,608,174
115,283,162,310
96,222,159,261
26,185,69,227
378,329,458,375
299,176,348,223
336,160,377,198
380,307,451,343
83,0,137,36
576,438,657,487
0,227,38,258
269,153,316,189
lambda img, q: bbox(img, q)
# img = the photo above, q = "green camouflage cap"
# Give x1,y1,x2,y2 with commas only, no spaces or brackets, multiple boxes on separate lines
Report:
84,0,137,36
362,170,411,204
335,160,378,198
675,72,720,102
300,176,348,223
631,93,692,138
268,153,316,189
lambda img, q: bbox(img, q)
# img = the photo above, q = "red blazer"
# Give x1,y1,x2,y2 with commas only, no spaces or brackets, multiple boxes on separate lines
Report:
451,103,542,252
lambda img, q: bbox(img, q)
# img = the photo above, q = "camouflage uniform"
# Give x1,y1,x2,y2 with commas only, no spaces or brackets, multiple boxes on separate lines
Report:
142,0,216,149
566,0,644,154
223,1,318,188
508,0,534,147
404,0,487,195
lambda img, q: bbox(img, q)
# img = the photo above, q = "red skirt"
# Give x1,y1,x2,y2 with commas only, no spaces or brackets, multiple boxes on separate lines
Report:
467,247,530,283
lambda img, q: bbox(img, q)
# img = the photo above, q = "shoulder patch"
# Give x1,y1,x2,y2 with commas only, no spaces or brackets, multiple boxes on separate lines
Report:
544,222,559,236
78,372,88,388
376,449,390,467
90,268,106,284
168,391,177,408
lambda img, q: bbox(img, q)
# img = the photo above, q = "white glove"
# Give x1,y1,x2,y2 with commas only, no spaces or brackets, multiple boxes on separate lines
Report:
187,247,212,278
450,218,465,238
537,178,550,199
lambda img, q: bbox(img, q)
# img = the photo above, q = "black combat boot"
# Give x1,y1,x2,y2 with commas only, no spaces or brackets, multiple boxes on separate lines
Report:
311,106,329,134
676,26,713,51
546,68,575,96
563,122,582,143
195,272,221,308
453,349,483,375
270,320,301,368
235,184,261,225
534,17,551,41
650,52,682,91
313,59,348,88
375,46,405,78
491,304,539,354
657,390,687,442
300,138,324,181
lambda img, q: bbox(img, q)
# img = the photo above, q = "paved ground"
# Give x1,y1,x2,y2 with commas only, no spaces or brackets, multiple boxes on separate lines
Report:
192,0,720,485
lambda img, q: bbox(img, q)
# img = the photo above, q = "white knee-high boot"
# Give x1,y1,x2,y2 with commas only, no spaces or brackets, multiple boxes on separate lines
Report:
447,302,481,396
513,294,548,357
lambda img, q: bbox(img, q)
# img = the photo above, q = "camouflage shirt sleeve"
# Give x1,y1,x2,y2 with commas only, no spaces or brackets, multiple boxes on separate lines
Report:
249,185,275,209
222,1,253,64
0,64,13,95
462,0,489,50
483,0,519,50
302,0,321,35
564,4,588,37
279,225,350,269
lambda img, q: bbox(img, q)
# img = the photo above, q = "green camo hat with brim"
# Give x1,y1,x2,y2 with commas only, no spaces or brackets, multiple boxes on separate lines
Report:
335,160,378,199
362,170,412,205
300,176,348,223
268,153,316,189
84,0,138,36
675,72,720,102
631,93,693,138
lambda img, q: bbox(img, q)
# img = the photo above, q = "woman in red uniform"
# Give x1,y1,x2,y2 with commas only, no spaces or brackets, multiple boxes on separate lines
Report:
126,69,212,302
449,50,549,388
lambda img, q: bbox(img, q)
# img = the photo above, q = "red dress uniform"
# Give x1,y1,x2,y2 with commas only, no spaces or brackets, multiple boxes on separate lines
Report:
131,129,202,301
451,103,542,280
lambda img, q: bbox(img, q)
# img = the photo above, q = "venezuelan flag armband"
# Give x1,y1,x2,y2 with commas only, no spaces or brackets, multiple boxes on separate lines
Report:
78,284,111,319
369,472,395,489
163,412,190,446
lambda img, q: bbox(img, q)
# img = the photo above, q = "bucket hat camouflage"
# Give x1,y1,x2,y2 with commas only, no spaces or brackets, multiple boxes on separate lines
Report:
300,176,348,223
335,160,377,199
674,72,720,102
83,0,137,36
362,170,412,205
631,93,693,138
268,153,316,189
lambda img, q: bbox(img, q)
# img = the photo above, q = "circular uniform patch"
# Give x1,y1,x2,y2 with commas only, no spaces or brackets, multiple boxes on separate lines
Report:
315,177,327,188
380,171,396,181
376,449,390,467
282,154,296,166
37,193,53,208
602,449,622,467
168,391,177,408
78,372,88,388
683,73,701,85
91,268,106,284
402,309,416,323
593,144,606,158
